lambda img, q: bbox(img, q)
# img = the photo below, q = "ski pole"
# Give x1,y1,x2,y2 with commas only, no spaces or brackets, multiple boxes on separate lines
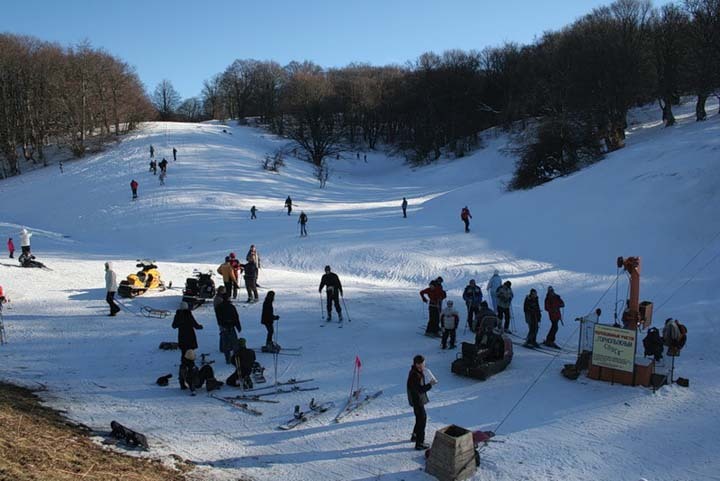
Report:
319,291,325,321
342,295,351,322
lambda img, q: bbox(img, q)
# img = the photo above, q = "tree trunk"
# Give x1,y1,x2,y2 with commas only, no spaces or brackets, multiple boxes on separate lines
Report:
695,93,708,121
661,97,676,127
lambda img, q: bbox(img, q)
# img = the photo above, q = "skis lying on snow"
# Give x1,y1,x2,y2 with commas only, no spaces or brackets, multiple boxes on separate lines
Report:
243,378,314,392
109,420,149,449
510,340,573,356
507,332,574,354
251,345,302,351
223,395,279,404
278,399,335,430
333,389,383,423
210,394,263,415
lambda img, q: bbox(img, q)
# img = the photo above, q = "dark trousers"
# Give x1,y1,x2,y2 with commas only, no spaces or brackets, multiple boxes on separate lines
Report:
300,223,307,236
497,307,510,330
441,328,457,348
326,290,342,317
526,315,539,345
132,188,137,199
106,291,119,315
425,305,440,334
412,403,427,445
245,277,258,300
8,249,13,258
22,246,31,255
224,281,234,298
463,218,470,232
251,212,256,219
402,207,407,218
287,206,292,215
466,304,479,330
230,278,239,299
264,323,274,346
545,319,559,344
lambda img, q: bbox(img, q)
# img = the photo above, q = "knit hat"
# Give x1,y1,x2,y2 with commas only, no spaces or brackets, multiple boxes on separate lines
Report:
184,349,196,361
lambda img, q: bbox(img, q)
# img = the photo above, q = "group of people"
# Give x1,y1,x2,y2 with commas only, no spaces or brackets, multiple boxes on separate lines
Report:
216,245,262,303
283,196,309,236
7,228,36,266
420,270,568,351
129,146,179,199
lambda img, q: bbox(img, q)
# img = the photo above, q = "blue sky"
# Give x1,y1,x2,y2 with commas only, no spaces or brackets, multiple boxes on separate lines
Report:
1,0,673,99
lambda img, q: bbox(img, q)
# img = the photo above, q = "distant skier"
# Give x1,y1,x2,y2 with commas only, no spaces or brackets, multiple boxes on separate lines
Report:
440,300,460,350
159,158,168,173
226,338,256,389
261,290,280,350
7,237,14,258
172,147,177,161
486,270,502,311
496,281,514,332
159,170,166,185
216,296,241,364
543,286,565,349
420,279,446,336
401,197,408,218
243,259,259,303
130,179,138,200
19,228,31,256
246,245,261,284
460,206,472,233
104,262,120,317
462,279,483,330
149,145,154,158
285,196,293,215
298,211,308,237
319,265,343,322
59,161,63,173
172,301,204,365
228,253,243,299
523,289,541,348
217,256,238,297
149,159,156,175
406,354,436,450
250,205,257,219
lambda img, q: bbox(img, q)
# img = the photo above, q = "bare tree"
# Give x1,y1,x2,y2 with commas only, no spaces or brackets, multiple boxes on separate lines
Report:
152,79,181,120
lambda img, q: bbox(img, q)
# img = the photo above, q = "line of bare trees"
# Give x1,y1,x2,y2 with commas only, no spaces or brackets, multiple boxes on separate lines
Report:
198,0,718,188
0,34,153,178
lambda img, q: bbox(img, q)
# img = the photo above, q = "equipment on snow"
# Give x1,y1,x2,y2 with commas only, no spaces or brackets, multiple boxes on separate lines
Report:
334,389,383,423
118,260,166,298
242,378,314,392
278,398,335,430
110,421,148,449
182,270,216,309
210,394,263,415
158,341,179,350
17,252,48,269
140,305,170,319
451,335,513,381
223,395,279,403
156,374,172,386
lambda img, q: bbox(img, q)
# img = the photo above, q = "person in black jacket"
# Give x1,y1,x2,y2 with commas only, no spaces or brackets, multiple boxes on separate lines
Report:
179,349,223,393
226,338,256,389
319,265,343,321
261,290,280,349
243,260,259,302
407,354,436,450
523,289,541,347
216,297,241,364
172,302,203,386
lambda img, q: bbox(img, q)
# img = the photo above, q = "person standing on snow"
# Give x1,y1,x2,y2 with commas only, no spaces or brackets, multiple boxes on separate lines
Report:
243,259,259,303
319,265,343,322
523,289,541,347
261,290,280,350
19,228,32,256
486,270,502,311
149,159,157,174
228,253,243,299
172,147,177,161
406,354,436,450
440,300,460,349
496,281,514,333
104,262,120,317
420,279,446,336
246,245,261,284
543,286,565,349
285,196,293,215
172,302,204,367
217,256,238,298
149,145,154,158
298,211,308,236
159,158,168,173
462,279,483,330
401,197,408,218
216,296,241,364
7,237,14,258
130,179,138,200
250,205,257,219
460,206,472,233
159,170,166,185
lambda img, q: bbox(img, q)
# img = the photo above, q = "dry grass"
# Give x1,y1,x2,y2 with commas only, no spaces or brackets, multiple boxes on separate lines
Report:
0,382,193,481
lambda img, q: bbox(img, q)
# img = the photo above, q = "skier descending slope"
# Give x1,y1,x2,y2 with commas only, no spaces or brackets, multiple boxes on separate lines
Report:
319,265,343,322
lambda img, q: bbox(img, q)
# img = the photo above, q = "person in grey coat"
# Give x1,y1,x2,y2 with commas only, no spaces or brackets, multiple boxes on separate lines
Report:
496,281,514,332
486,270,502,311
105,262,120,316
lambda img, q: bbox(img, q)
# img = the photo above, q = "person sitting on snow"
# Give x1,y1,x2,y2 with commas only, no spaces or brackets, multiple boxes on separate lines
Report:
226,338,256,389
179,349,223,394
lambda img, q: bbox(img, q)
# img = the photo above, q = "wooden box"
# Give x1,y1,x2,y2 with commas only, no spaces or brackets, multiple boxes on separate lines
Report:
426,425,477,481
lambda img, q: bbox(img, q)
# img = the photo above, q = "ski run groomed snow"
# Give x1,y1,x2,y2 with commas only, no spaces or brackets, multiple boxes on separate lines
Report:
1,99,719,481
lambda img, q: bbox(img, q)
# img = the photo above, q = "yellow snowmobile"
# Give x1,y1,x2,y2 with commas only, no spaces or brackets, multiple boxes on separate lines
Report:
118,260,166,298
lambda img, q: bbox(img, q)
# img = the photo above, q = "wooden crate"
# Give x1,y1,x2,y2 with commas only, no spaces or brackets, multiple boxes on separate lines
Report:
426,425,477,481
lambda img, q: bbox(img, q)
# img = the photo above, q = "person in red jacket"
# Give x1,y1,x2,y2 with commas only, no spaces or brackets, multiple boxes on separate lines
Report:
543,286,565,349
130,179,138,200
7,237,14,258
420,279,447,336
460,206,472,233
228,252,243,299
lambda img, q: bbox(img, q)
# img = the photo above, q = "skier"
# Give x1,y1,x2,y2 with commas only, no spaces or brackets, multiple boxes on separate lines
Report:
149,145,154,158
298,211,308,236
401,197,408,218
104,262,120,317
460,206,472,233
319,265,343,321
486,270,502,311
216,296,241,364
59,161,63,173
420,279,446,336
523,289,541,348
7,237,14,258
250,205,257,219
19,228,31,257
243,259,259,302
406,354,436,450
261,290,280,350
130,179,138,200
228,253,243,299
543,286,565,349
440,300,460,350
179,349,223,393
172,301,204,367
246,245,261,284
159,158,168,173
462,279,483,330
496,281,514,333
172,147,177,161
285,196,293,215
149,159,156,175
217,256,238,298
159,170,166,185
226,338,256,389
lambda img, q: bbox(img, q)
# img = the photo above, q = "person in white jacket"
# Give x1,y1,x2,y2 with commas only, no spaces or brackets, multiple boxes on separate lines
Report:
487,270,502,311
19,228,32,256
105,262,120,316
440,300,460,349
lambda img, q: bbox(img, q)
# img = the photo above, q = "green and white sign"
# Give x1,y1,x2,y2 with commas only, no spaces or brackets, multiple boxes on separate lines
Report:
591,325,637,373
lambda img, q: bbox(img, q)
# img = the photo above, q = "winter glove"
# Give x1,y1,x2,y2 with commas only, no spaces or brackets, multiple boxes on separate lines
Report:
197,324,204,330
274,315,280,320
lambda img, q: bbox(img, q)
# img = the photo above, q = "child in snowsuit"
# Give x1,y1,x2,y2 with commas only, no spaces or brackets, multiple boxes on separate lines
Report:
440,300,460,349
7,237,14,258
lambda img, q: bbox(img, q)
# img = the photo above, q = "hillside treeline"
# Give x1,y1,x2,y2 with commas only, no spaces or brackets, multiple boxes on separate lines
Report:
0,34,153,177
196,0,719,188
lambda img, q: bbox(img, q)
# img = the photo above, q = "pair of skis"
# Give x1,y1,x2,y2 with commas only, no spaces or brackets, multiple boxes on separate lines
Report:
210,394,263,415
333,388,383,423
278,399,335,430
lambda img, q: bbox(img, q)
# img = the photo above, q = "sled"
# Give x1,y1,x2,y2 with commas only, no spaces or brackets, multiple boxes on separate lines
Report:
451,337,513,381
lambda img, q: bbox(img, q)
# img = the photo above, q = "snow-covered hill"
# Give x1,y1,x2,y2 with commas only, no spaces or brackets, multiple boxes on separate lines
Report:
1,99,719,481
